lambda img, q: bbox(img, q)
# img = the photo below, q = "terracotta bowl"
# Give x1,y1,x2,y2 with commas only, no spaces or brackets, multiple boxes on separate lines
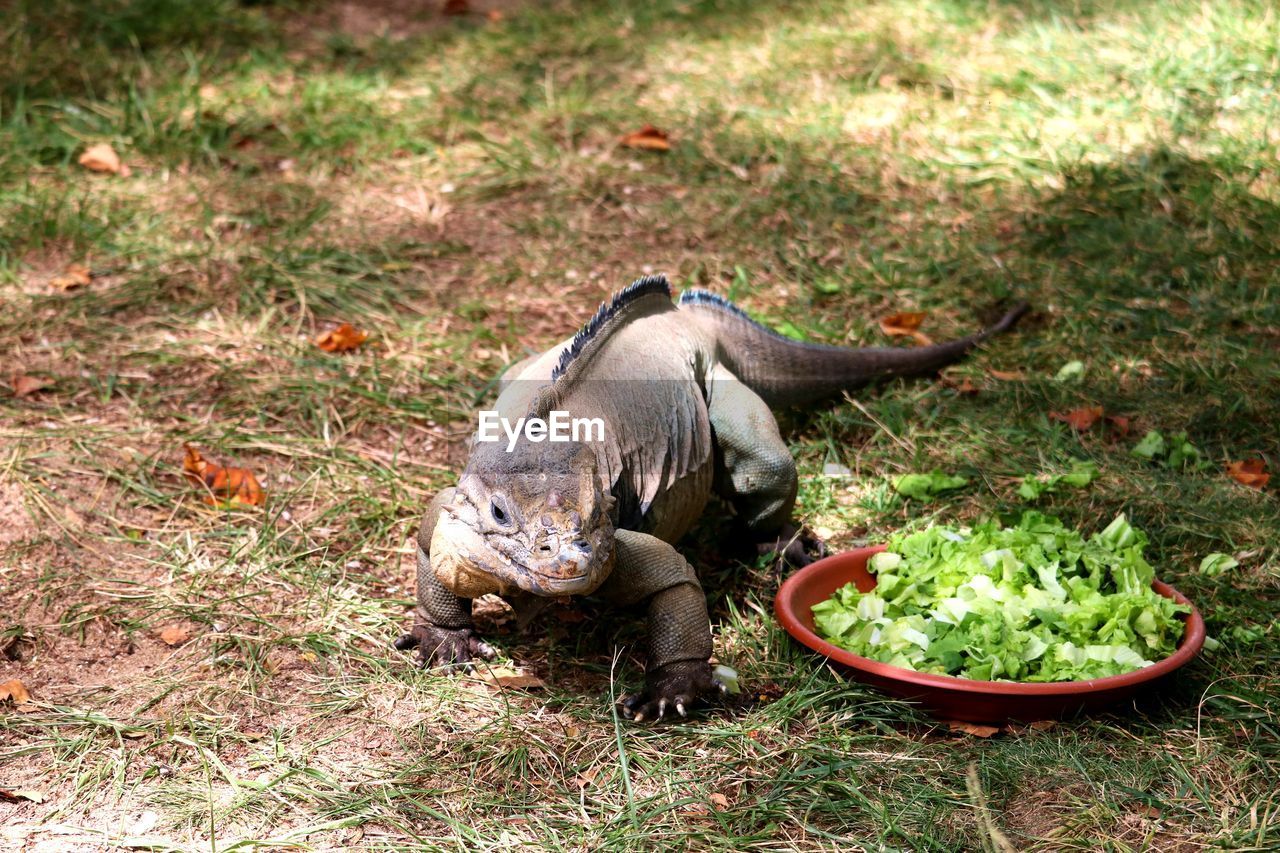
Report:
775,545,1206,723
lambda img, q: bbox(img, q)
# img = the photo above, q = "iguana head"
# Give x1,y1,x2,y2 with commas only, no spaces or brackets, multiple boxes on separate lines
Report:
430,437,615,599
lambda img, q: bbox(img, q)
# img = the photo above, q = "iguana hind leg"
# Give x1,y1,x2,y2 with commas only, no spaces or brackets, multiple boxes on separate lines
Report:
394,488,495,668
706,366,822,565
599,529,731,722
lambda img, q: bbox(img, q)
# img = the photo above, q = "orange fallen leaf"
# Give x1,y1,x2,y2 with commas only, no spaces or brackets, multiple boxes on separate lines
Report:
50,263,92,291
1226,459,1270,490
11,374,49,397
879,311,933,345
944,719,1000,737
315,322,369,353
442,0,469,15
159,625,191,646
1105,415,1132,436
619,125,671,152
946,376,979,396
182,444,266,507
988,369,1025,381
486,9,503,21
709,792,730,810
1,679,31,704
78,143,127,175
1050,406,1104,431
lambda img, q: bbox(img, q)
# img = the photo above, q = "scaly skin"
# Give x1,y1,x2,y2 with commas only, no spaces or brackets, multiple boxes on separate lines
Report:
397,275,1029,721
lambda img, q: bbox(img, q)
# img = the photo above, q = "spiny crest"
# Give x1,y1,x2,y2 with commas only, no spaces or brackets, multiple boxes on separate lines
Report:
550,274,673,381
678,289,792,340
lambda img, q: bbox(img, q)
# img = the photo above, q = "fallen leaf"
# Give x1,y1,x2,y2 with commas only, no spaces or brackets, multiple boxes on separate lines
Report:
0,789,46,804
1028,719,1057,731
944,719,1000,737
619,125,671,152
11,374,49,397
1106,415,1132,436
953,377,980,395
1133,804,1162,819
480,666,545,690
0,679,31,704
79,143,123,174
879,311,933,345
988,369,1025,381
315,322,369,353
486,9,504,21
1050,406,1104,431
442,0,469,14
50,263,92,291
182,444,266,507
709,792,730,810
1226,459,1270,489
159,625,191,646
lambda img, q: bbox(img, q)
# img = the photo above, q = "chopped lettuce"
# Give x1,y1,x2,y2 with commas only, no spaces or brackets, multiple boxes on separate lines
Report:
894,470,969,501
811,512,1189,682
1017,459,1100,500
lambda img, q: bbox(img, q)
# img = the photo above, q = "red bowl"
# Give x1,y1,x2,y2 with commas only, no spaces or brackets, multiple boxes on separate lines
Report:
775,545,1206,723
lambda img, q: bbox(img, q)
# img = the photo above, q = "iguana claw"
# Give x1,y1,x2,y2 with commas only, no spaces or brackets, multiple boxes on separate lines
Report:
394,624,495,670
756,522,826,568
619,659,727,723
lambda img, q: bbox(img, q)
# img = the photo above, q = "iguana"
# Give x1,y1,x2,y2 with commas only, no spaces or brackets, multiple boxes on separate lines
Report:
396,275,1028,721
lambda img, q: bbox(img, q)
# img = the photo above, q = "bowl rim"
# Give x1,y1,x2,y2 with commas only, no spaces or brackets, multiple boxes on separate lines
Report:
775,544,1207,697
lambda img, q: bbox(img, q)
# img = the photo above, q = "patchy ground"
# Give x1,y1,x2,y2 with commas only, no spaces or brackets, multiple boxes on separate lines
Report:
2,0,1278,850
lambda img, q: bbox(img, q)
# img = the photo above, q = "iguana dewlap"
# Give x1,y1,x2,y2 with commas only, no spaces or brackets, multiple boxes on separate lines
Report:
396,275,1027,721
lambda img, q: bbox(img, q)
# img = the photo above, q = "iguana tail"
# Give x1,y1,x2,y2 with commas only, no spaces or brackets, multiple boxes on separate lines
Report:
678,290,1029,408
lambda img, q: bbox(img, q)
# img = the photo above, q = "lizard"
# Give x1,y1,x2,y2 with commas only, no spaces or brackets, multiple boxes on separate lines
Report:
395,274,1029,721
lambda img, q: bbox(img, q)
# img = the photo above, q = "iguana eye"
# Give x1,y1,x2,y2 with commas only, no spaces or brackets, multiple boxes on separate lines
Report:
490,497,510,526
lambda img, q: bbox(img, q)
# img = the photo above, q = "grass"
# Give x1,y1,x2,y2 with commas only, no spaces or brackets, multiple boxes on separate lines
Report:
1,0,1278,849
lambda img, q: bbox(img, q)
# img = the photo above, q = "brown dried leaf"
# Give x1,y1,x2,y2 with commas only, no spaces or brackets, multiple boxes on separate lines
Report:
709,792,730,810
182,444,266,507
442,0,469,15
1105,415,1132,437
944,719,1000,737
78,143,123,174
619,125,671,152
1028,719,1057,731
486,9,503,21
315,322,369,353
1226,459,1270,490
0,679,31,704
50,263,92,292
159,625,191,646
988,369,1025,381
879,311,933,345
1050,406,1104,431
480,666,545,690
11,374,49,397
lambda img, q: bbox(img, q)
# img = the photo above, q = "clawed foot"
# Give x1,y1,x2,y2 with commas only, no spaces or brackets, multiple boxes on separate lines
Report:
756,522,827,568
394,624,495,670
619,660,731,723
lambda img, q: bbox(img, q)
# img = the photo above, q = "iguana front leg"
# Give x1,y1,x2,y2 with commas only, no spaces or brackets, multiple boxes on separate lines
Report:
394,488,495,668
598,529,726,722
